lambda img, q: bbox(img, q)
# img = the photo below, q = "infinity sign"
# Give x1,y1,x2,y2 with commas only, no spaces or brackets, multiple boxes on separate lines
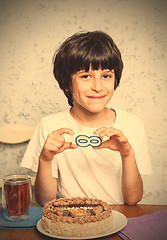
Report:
75,135,102,147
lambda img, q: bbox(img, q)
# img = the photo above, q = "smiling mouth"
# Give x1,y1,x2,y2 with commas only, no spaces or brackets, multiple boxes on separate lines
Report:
87,96,105,100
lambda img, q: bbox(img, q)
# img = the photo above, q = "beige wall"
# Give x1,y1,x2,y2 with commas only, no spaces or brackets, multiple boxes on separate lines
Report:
0,0,167,204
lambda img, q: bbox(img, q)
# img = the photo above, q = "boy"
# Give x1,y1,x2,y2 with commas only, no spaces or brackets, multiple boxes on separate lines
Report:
21,31,152,206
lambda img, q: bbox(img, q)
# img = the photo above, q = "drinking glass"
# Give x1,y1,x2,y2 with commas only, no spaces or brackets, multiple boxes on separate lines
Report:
2,174,32,221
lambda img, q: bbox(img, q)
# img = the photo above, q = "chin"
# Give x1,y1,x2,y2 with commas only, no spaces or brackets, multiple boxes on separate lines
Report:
85,106,106,114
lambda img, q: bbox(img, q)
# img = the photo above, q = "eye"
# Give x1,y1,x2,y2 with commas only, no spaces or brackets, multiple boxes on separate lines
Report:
103,74,112,79
81,74,91,79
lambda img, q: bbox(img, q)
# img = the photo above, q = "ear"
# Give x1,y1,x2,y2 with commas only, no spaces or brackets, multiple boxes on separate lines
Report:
65,83,73,93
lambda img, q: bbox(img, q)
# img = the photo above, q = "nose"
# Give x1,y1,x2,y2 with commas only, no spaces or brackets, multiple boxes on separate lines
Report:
91,78,103,92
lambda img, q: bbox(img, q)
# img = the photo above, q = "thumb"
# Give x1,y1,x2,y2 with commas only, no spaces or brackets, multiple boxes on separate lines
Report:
93,141,108,150
64,142,78,150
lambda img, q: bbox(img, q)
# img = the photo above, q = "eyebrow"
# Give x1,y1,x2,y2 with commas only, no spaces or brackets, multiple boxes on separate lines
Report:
76,69,114,75
102,69,114,73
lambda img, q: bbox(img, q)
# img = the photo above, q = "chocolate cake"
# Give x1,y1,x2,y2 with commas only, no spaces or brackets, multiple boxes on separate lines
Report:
42,196,113,237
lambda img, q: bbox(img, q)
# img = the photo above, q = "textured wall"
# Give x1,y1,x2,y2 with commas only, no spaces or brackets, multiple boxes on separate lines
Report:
0,0,167,204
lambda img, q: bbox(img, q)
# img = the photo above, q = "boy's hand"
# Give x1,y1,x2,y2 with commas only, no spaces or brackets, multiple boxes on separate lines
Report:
40,128,78,161
94,127,132,157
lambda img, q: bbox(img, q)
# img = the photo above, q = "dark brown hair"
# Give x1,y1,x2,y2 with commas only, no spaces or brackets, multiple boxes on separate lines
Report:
53,31,123,106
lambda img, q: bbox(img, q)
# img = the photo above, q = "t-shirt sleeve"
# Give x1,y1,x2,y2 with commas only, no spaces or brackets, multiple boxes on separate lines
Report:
20,118,58,178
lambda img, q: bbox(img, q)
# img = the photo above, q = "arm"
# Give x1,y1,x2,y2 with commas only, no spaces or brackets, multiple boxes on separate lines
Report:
35,157,57,206
94,127,143,206
121,148,143,205
35,128,78,206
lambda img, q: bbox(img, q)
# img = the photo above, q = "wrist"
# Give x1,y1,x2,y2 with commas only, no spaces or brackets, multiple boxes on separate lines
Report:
39,154,53,164
121,147,135,161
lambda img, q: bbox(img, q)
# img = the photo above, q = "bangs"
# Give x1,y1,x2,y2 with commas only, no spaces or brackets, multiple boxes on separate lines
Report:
69,38,121,74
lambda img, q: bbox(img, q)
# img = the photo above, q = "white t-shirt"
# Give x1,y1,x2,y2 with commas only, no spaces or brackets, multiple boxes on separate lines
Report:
21,109,152,204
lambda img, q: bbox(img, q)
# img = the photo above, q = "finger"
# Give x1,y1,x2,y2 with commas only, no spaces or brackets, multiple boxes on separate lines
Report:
64,142,78,150
105,129,127,142
94,127,117,138
97,128,122,139
48,133,65,143
94,127,107,135
93,141,109,150
44,139,65,153
51,137,78,151
52,128,75,136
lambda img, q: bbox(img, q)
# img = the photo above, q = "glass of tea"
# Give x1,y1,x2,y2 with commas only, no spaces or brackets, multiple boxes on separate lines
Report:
2,174,32,221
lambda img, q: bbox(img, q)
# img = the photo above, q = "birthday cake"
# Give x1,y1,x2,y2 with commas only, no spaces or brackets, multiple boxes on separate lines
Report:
42,196,113,237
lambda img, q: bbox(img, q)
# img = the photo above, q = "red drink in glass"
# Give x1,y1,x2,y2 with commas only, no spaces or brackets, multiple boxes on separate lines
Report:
4,176,30,216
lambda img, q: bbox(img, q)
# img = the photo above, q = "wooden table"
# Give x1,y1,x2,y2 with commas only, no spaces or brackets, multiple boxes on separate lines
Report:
0,204,167,240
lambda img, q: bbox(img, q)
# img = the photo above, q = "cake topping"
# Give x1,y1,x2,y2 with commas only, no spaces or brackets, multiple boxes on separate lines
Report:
69,208,90,217
42,196,112,224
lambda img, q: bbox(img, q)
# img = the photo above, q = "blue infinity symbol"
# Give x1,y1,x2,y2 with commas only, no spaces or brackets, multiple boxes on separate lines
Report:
75,135,102,147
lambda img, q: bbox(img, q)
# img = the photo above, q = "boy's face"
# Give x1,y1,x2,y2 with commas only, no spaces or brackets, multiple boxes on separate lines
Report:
71,67,115,114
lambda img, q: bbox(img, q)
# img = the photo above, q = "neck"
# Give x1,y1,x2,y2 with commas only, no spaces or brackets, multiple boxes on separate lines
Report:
70,107,115,128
